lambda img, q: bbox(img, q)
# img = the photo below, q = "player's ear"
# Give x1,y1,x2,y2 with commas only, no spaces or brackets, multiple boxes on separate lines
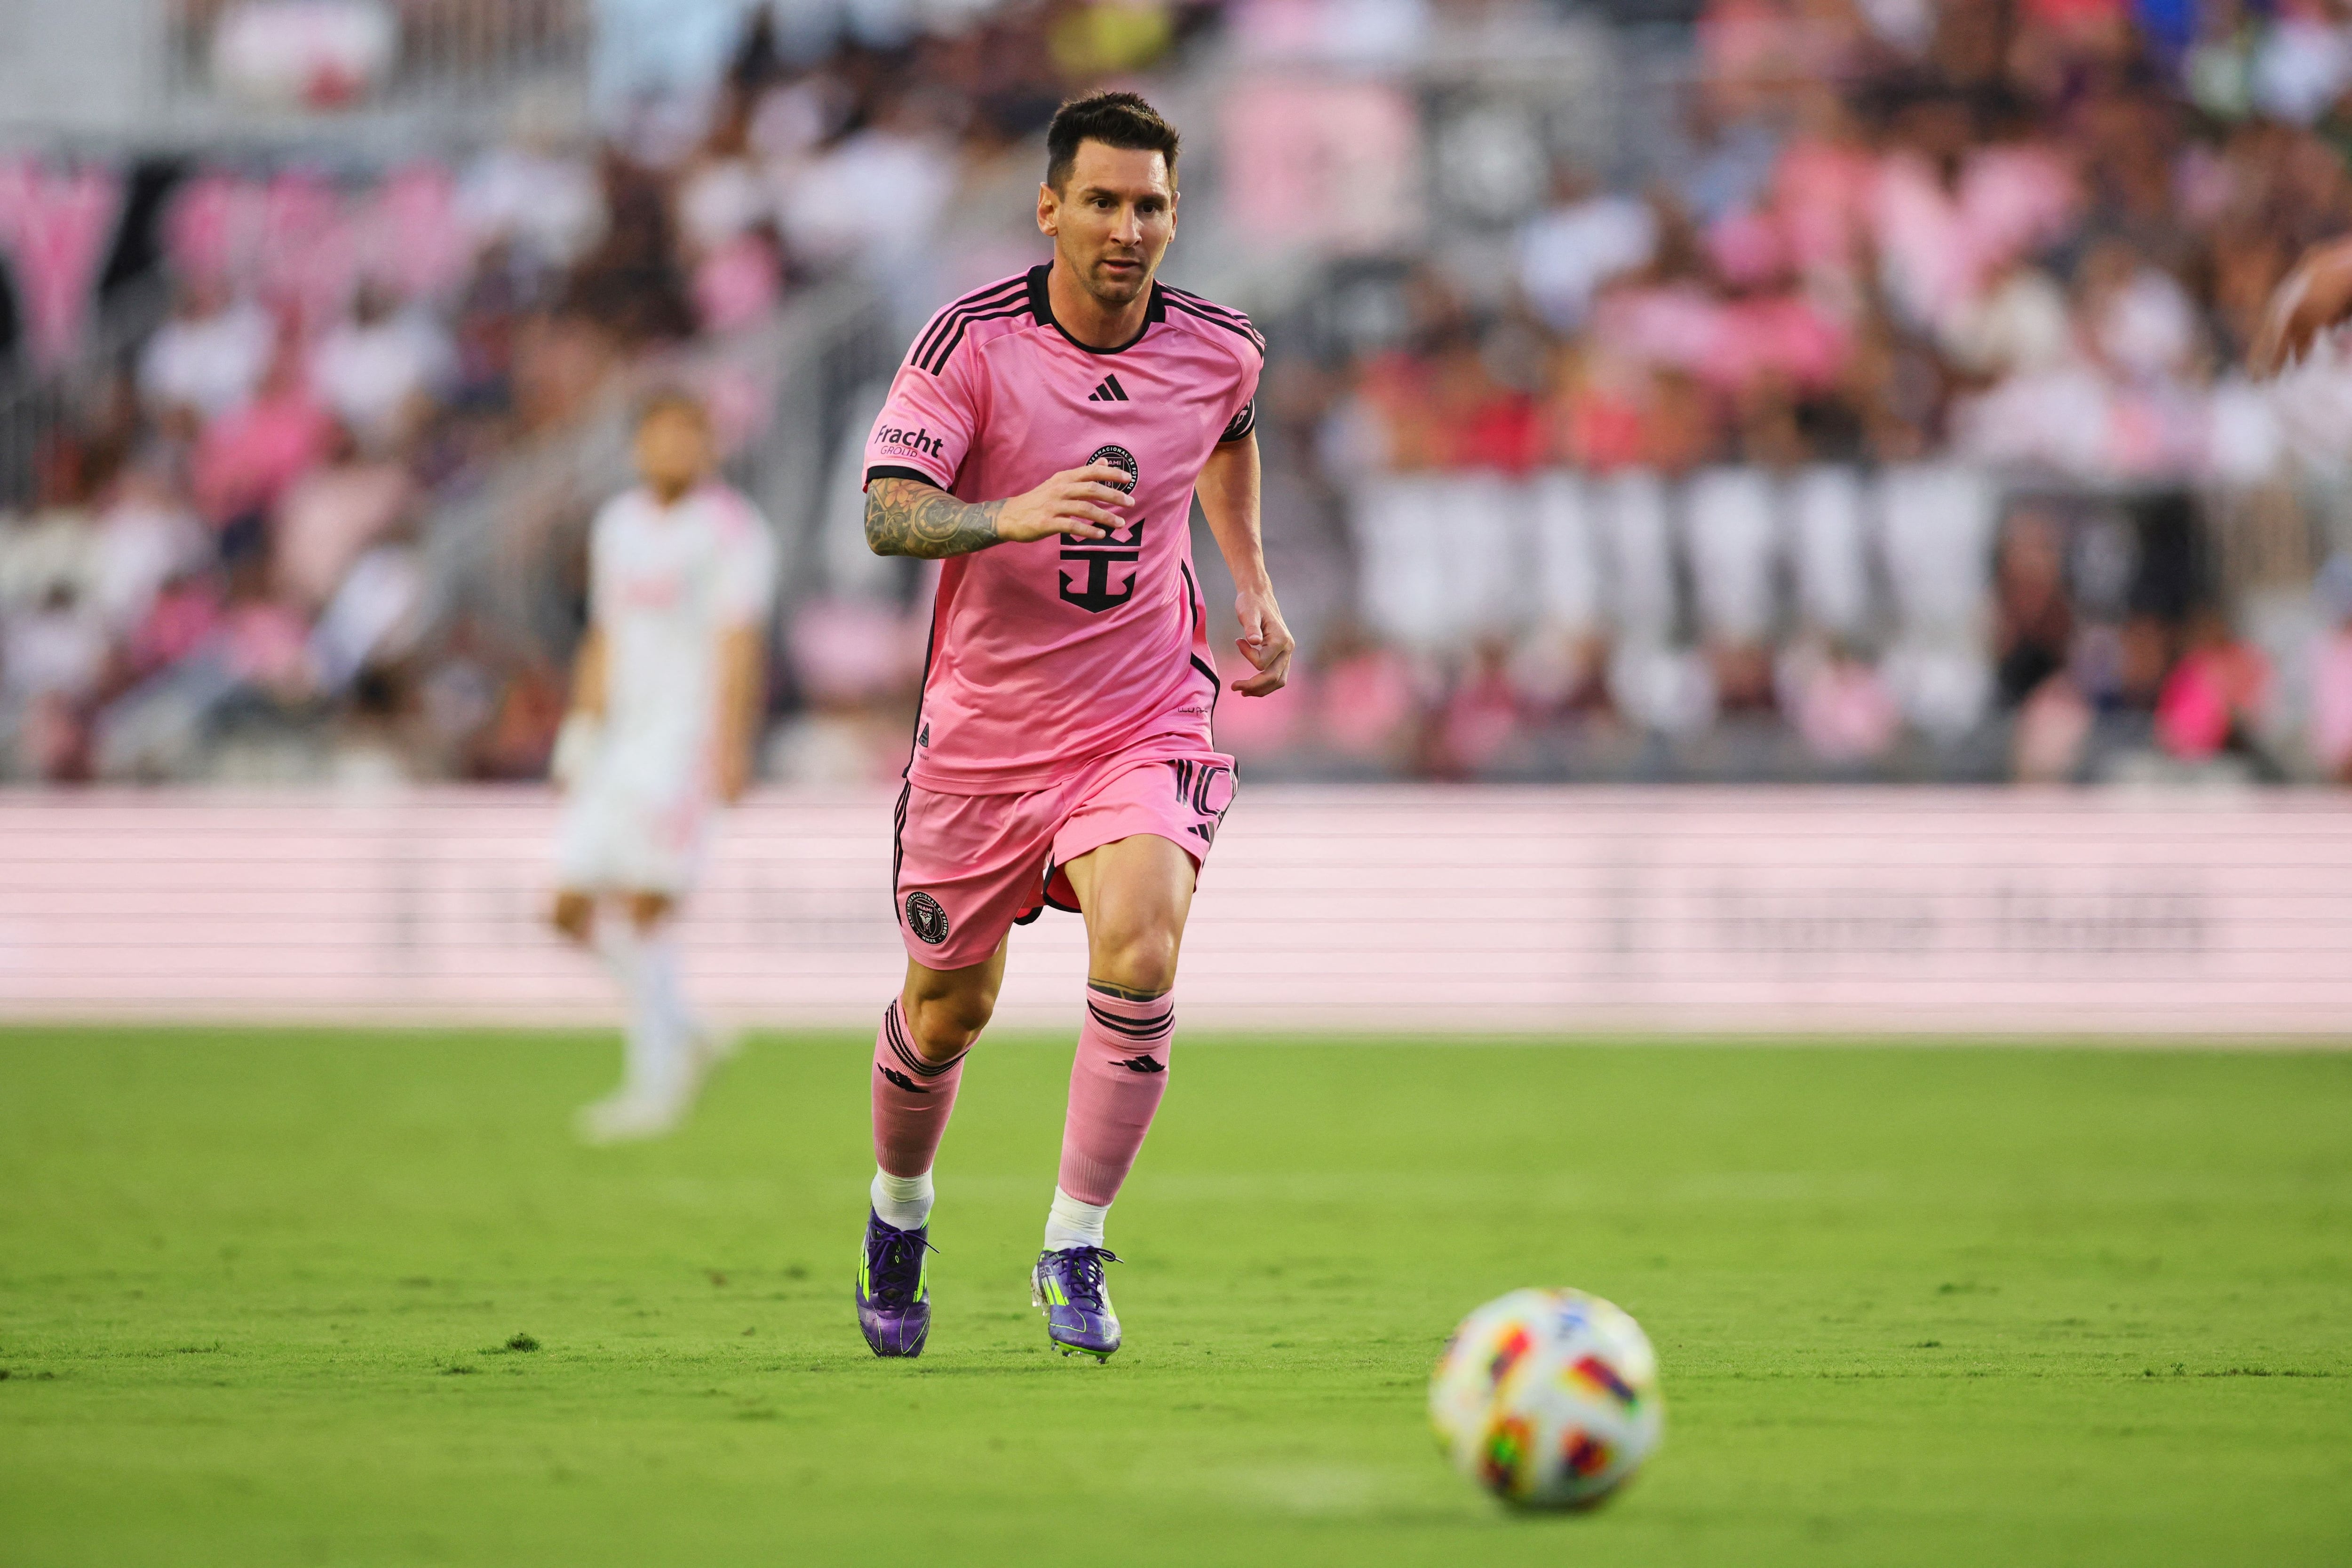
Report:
1037,182,1058,238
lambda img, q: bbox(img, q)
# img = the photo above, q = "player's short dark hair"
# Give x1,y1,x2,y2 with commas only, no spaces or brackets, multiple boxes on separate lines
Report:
1045,91,1181,193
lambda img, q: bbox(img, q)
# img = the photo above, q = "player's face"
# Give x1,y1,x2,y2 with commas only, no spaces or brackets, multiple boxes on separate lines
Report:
635,408,711,496
1040,143,1177,307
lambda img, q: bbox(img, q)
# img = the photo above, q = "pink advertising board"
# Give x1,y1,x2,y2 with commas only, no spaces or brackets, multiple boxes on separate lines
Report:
1,786,2346,1036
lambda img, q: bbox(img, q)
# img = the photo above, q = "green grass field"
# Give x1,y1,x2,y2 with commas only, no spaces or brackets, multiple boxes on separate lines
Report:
2,1028,2348,1567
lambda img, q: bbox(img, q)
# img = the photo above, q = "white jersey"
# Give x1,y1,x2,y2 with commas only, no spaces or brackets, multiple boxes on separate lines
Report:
556,481,775,895
588,480,777,788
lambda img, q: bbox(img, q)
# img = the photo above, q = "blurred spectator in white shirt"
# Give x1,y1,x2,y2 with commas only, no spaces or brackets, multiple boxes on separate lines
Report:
138,279,274,420
3,579,109,704
2084,244,2202,382
309,283,455,452
456,142,606,273
90,467,207,635
1942,261,2074,377
1517,168,1657,333
311,537,424,694
777,104,954,270
2253,4,2352,124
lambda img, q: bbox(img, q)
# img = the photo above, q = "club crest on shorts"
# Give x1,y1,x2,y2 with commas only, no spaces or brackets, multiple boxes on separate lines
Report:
904,891,950,945
1087,444,1139,494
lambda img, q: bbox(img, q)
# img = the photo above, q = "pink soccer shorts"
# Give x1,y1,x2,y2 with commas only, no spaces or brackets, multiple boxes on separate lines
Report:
892,751,1236,970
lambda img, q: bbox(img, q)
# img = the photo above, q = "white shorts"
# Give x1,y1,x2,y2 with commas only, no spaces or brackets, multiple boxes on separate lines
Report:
554,768,712,897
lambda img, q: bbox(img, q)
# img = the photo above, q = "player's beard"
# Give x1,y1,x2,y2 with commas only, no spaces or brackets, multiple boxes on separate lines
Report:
1086,250,1153,306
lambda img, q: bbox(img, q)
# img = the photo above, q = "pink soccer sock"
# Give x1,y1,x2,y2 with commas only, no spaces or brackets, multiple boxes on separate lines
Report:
1057,985,1175,1206
871,999,969,1178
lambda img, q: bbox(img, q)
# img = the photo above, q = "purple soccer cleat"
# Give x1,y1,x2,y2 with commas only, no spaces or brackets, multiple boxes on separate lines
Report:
1032,1246,1122,1362
856,1209,934,1357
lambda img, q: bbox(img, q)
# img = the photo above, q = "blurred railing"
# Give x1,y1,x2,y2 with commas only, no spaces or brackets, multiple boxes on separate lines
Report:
161,0,590,117
0,0,591,143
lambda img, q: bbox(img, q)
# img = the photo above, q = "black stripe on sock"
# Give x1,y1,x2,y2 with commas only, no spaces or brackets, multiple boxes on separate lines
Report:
1088,1001,1175,1039
884,1003,965,1077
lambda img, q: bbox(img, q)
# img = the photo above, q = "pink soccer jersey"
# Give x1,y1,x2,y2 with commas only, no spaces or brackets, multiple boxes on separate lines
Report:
864,264,1264,794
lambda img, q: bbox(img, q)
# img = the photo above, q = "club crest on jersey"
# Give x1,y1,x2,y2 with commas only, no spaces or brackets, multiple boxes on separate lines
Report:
904,891,950,945
1088,444,1139,493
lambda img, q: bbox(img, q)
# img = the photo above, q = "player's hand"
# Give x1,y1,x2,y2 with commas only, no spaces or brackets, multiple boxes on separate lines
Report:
993,462,1134,544
2251,237,2352,378
1231,586,1294,697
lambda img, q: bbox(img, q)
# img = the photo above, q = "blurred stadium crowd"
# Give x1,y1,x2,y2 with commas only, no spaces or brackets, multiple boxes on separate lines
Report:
9,0,2352,786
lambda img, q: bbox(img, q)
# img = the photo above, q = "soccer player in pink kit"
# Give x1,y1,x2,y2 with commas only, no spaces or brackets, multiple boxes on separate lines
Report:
852,92,1294,1360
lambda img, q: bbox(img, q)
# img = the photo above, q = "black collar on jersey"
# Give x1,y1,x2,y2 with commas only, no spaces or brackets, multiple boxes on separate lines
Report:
1026,262,1165,355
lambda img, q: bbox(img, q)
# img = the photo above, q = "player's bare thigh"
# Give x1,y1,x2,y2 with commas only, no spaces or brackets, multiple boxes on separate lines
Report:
1060,834,1197,998
895,836,1194,1059
900,938,1010,1063
549,889,675,942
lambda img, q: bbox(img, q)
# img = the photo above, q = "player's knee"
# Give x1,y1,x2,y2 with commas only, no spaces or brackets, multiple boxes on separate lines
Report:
905,987,994,1061
1089,923,1180,996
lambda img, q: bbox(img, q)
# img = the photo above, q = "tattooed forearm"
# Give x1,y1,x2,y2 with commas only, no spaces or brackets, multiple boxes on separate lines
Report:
865,478,1005,559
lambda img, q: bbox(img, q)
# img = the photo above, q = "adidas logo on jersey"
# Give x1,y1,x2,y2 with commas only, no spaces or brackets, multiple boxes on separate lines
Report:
1086,375,1130,403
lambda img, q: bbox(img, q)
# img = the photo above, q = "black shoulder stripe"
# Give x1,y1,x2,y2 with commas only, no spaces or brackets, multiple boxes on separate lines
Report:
1160,286,1261,335
918,301,1031,376
1162,295,1266,353
910,279,1029,372
1160,284,1247,320
909,277,1030,372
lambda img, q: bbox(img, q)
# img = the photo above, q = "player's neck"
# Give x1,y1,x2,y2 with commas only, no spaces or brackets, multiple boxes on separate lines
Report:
1045,258,1152,351
646,479,697,508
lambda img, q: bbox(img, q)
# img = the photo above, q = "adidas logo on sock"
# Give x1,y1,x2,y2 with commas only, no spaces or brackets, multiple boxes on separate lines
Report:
1112,1053,1166,1074
1086,375,1130,403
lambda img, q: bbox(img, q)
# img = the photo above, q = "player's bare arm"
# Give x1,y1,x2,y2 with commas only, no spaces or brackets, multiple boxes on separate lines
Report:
1196,433,1293,696
566,625,607,725
2252,235,2352,377
863,464,1135,558
711,623,763,804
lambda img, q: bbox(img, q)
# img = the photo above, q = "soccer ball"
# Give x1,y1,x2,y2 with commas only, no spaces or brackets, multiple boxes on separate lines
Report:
1429,1287,1663,1510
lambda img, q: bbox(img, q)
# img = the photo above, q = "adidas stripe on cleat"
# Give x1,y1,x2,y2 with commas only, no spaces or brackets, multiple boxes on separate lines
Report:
857,1209,936,1357
1032,1245,1122,1362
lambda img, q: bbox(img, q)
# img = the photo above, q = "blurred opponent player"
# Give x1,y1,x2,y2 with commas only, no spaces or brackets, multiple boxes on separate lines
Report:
548,390,775,1144
851,92,1294,1360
